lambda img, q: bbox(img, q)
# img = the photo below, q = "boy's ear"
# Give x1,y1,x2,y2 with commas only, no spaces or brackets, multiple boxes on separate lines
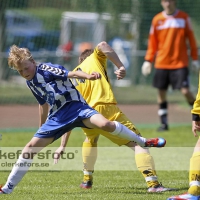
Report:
32,59,36,65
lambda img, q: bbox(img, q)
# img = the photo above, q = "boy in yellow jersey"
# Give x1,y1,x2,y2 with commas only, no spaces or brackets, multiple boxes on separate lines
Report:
168,75,200,200
54,41,175,192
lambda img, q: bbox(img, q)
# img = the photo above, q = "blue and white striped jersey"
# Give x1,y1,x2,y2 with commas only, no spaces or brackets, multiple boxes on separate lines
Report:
26,63,86,117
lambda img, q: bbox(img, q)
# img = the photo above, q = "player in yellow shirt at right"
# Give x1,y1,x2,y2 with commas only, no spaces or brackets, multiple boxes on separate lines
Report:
168,72,200,200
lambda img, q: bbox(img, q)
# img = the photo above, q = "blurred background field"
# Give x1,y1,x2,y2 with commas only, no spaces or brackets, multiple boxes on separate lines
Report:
0,83,197,105
0,126,197,200
0,0,200,106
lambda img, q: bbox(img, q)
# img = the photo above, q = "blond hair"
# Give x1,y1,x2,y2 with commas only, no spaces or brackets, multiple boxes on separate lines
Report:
8,45,34,70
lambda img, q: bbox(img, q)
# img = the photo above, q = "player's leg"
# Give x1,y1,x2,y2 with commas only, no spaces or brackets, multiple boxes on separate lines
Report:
0,137,54,194
97,105,160,189
133,144,176,192
0,108,77,195
127,142,159,187
167,138,200,200
187,138,200,196
82,114,145,146
157,90,168,131
80,103,122,189
181,87,195,107
82,114,166,148
112,109,174,192
153,69,169,132
174,67,195,108
88,105,173,192
80,134,99,189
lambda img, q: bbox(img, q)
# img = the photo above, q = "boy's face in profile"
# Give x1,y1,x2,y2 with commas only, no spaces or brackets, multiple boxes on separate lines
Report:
16,60,36,80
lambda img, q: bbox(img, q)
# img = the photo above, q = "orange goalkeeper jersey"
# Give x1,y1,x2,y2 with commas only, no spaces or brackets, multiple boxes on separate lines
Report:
145,10,198,69
72,47,117,108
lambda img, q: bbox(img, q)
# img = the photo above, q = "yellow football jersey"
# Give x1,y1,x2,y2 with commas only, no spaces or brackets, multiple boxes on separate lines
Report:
192,75,200,116
73,47,117,108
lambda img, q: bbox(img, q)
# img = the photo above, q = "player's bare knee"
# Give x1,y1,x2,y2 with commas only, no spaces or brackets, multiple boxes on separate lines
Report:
104,121,116,132
21,147,36,159
101,121,115,132
22,143,37,159
181,87,189,95
22,152,36,159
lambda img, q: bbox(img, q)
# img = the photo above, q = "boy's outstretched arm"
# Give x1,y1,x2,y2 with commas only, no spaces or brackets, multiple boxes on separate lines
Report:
39,103,49,127
68,71,101,80
97,41,126,80
54,131,71,164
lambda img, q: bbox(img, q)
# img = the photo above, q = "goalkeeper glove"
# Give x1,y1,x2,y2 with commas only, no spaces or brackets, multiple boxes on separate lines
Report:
141,61,152,76
192,60,200,71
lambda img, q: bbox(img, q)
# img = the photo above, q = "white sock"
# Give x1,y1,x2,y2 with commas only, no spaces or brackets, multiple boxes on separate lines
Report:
83,171,93,175
110,121,146,147
2,155,33,194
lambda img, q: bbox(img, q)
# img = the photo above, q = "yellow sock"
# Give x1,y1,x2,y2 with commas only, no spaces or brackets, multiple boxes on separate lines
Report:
135,153,159,188
82,142,97,172
188,152,200,196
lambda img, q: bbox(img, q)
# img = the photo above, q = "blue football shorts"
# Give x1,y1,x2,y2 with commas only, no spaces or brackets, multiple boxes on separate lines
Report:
34,101,99,141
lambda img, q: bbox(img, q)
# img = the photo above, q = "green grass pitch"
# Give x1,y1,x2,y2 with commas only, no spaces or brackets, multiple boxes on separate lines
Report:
0,124,197,200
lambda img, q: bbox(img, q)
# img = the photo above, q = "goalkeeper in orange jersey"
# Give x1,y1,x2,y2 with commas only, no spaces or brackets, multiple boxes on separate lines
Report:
141,0,199,132
54,41,176,192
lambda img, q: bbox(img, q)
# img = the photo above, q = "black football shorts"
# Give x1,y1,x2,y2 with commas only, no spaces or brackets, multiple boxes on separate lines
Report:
153,67,190,90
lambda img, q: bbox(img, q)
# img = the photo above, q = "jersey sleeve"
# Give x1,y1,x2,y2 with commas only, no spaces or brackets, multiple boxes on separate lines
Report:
93,47,107,68
145,18,158,63
41,63,69,81
185,16,198,60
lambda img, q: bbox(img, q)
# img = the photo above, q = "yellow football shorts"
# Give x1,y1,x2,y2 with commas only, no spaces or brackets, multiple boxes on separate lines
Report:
81,104,141,146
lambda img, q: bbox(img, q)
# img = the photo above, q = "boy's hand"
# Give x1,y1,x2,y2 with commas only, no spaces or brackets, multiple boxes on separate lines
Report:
192,60,200,71
88,72,101,80
115,66,126,80
53,146,65,164
192,121,200,137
